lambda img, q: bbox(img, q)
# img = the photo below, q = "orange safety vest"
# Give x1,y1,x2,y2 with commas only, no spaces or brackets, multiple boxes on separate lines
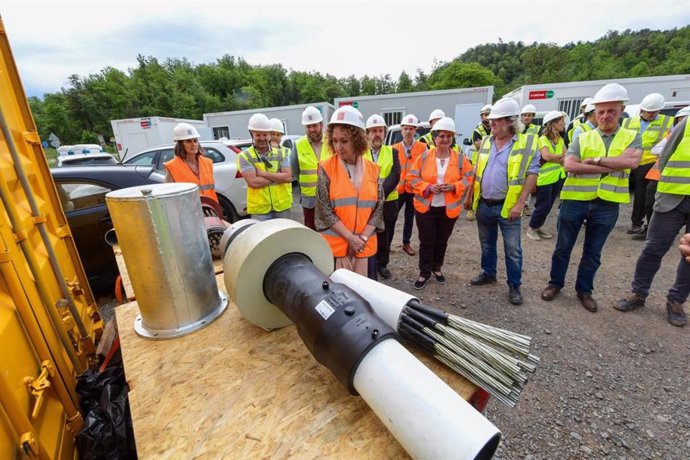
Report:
318,156,380,258
164,155,219,203
646,161,661,181
393,140,427,194
408,148,474,218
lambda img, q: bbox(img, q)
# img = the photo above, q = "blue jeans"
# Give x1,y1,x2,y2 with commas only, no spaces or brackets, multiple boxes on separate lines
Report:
549,199,619,294
476,200,523,286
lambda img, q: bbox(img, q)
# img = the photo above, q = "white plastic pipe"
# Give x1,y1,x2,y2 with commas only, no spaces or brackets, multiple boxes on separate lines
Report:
354,339,501,459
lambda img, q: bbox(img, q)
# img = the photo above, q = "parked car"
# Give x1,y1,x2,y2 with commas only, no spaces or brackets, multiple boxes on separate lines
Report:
56,153,118,167
223,138,253,152
51,165,160,293
385,121,431,146
121,141,248,222
57,144,106,156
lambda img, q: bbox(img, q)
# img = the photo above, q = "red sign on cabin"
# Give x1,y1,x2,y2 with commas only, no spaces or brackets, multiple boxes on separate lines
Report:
528,90,547,100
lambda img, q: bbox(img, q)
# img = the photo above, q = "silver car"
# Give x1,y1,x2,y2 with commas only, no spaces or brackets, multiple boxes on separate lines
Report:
122,141,248,222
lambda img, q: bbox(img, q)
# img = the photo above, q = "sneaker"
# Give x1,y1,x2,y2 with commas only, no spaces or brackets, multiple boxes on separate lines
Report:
626,224,643,235
433,271,446,284
614,293,645,312
526,227,541,241
469,272,497,286
466,209,476,221
577,292,598,313
666,301,687,327
414,276,429,290
509,285,523,305
402,244,416,256
541,285,561,301
536,228,553,239
378,266,392,280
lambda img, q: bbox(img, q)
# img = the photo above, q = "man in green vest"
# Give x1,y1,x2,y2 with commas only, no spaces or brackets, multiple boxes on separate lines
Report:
521,104,541,136
466,98,541,306
541,83,642,313
238,113,293,221
364,114,401,280
472,104,493,153
615,115,689,327
621,93,674,237
292,106,329,229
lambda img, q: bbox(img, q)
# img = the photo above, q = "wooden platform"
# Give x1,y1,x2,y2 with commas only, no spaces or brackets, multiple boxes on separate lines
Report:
115,271,479,458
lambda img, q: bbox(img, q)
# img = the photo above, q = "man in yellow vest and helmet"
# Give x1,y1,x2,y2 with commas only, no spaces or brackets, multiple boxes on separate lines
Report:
292,106,331,230
621,92,674,237
237,113,293,221
541,83,642,313
364,114,401,280
615,112,690,327
466,98,541,306
521,104,541,136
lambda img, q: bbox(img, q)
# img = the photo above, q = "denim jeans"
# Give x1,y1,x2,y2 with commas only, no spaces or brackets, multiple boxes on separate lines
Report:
476,200,523,286
549,199,619,294
395,192,415,245
631,197,690,304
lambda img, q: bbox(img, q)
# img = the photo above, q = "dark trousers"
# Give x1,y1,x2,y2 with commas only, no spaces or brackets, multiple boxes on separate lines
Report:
642,180,658,227
631,197,690,304
549,199,619,294
303,207,315,230
415,206,457,277
630,162,654,226
529,178,564,229
377,200,399,268
395,192,415,245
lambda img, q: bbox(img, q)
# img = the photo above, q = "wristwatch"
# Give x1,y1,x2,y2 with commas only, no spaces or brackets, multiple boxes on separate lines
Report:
593,157,602,165
359,235,369,242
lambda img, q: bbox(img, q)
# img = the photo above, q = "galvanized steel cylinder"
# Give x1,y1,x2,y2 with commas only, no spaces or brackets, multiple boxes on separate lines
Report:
106,183,227,339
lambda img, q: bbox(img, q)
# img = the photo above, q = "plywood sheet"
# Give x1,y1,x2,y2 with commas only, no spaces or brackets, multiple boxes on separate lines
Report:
115,274,478,459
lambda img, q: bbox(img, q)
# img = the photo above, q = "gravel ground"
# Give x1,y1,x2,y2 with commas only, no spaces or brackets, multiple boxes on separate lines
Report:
99,195,689,459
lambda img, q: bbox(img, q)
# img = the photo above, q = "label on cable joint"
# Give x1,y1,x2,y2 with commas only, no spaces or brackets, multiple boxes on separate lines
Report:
315,299,335,320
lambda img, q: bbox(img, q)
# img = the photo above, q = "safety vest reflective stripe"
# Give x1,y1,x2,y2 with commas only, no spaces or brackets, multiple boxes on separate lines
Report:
318,156,380,258
364,145,399,201
560,128,637,203
524,124,540,135
658,120,690,195
240,146,293,214
296,135,331,197
623,115,674,165
164,155,219,203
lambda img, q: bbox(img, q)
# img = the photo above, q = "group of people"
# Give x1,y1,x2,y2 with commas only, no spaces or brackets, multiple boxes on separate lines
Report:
163,81,690,329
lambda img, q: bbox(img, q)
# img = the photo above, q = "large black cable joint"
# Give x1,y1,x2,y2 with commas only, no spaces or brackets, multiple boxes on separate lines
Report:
263,253,397,394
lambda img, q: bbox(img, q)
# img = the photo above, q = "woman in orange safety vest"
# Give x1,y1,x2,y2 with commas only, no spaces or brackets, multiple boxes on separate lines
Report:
164,122,219,204
315,106,384,277
407,117,474,290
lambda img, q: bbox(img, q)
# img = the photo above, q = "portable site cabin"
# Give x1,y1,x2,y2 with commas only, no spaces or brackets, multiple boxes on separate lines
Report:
503,74,690,120
333,86,494,145
204,102,335,139
111,117,212,162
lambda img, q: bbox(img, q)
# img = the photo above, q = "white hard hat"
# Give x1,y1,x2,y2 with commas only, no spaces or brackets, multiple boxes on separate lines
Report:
172,122,200,141
542,110,566,126
676,105,690,118
580,97,594,108
428,109,446,122
269,118,284,134
248,113,272,132
480,104,493,114
400,114,419,127
430,117,456,134
592,83,629,105
301,106,323,125
585,103,596,113
640,93,665,112
521,104,537,115
487,98,520,119
329,106,365,130
365,114,387,129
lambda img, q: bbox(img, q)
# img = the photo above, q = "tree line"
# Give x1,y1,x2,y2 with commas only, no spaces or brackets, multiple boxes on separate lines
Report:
28,26,690,145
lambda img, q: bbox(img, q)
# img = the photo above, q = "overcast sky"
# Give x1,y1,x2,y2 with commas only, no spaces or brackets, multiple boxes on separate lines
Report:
3,0,689,98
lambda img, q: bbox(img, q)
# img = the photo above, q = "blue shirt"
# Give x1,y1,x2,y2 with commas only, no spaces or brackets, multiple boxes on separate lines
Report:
481,134,541,200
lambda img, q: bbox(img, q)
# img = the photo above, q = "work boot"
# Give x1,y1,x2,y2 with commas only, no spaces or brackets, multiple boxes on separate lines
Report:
666,301,687,327
469,272,497,286
378,266,392,280
526,227,541,241
541,285,561,301
402,244,416,256
508,285,523,305
466,209,476,221
577,292,598,313
627,224,643,235
614,293,645,312
537,228,553,239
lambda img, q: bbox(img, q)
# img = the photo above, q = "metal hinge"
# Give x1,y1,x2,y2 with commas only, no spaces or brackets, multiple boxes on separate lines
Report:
24,360,54,419
19,432,38,458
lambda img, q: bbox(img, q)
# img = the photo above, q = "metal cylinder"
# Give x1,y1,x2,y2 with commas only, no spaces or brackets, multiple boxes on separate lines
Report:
106,183,227,339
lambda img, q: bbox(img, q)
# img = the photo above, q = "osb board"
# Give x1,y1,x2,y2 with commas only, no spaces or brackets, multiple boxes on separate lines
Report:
115,274,477,459
113,244,224,301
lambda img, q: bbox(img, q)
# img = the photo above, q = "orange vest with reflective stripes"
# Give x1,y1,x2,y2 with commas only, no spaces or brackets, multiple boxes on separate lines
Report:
319,156,380,258
164,155,219,202
393,140,427,194
408,148,474,218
